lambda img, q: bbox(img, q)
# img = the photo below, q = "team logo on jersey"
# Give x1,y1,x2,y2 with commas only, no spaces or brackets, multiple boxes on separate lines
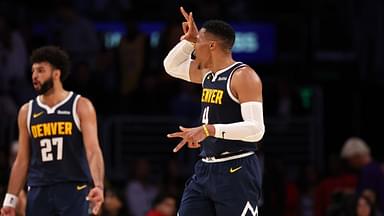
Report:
229,166,242,173
201,88,224,104
76,184,87,191
31,121,73,138
33,111,44,118
241,201,258,216
57,110,71,115
217,76,227,81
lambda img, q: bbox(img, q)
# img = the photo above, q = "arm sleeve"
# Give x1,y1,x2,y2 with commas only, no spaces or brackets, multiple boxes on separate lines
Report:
213,101,265,142
163,40,194,81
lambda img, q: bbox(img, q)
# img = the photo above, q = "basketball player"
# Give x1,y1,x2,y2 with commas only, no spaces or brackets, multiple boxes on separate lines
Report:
164,7,265,216
1,46,104,216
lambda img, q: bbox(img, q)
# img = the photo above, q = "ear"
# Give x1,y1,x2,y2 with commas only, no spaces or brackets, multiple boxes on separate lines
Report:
209,42,215,50
53,69,61,80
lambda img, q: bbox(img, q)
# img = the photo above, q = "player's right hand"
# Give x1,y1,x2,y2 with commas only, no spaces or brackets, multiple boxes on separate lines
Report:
0,207,16,216
180,6,198,43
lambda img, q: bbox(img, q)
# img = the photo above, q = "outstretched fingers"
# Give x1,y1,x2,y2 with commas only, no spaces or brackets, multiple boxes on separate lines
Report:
180,7,189,21
173,139,187,152
167,131,184,138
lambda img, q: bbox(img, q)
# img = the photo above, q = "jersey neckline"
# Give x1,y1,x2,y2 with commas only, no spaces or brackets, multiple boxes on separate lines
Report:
36,91,74,114
210,62,240,82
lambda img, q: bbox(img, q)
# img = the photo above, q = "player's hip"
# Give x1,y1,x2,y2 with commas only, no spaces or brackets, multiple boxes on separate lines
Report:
194,151,262,180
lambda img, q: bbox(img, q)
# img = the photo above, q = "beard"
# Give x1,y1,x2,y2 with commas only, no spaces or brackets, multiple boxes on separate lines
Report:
36,77,54,95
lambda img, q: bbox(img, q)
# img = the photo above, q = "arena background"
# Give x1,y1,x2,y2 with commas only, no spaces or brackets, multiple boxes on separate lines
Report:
1,0,384,215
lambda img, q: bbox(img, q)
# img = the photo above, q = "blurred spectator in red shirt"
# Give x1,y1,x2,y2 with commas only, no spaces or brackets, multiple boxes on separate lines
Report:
146,193,177,216
315,154,357,216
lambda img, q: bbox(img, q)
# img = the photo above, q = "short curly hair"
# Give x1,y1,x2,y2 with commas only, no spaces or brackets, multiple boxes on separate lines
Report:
30,46,70,82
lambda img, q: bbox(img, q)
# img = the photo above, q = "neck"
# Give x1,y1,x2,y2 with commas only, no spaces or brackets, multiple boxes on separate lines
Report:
210,52,235,73
40,84,68,107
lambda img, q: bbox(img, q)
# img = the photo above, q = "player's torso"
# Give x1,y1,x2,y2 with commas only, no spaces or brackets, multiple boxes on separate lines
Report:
27,91,91,186
200,62,258,157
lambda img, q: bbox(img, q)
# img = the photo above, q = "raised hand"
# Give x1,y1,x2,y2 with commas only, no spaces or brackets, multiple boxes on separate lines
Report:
180,7,199,43
167,126,208,152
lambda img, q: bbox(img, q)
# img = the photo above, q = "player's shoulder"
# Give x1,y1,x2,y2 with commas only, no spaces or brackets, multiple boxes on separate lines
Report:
18,102,31,115
232,65,261,83
77,96,93,106
17,101,32,123
235,64,257,75
76,96,96,115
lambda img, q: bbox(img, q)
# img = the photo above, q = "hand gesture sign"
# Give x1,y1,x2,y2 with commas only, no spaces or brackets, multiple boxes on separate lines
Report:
180,7,199,43
167,126,208,152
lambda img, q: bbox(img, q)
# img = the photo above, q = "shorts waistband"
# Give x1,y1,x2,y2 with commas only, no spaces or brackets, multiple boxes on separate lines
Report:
201,151,255,163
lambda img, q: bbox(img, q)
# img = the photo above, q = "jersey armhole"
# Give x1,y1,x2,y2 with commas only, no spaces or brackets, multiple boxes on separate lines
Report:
226,64,246,104
26,100,33,135
73,95,81,131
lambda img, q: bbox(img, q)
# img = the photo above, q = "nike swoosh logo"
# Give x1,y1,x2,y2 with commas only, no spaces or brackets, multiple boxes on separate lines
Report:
229,166,242,173
33,111,44,118
76,184,87,191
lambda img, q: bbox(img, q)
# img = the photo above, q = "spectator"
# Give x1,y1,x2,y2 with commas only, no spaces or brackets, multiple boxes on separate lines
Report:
355,194,382,216
341,137,384,213
326,190,355,216
0,87,17,117
55,1,100,67
146,193,177,216
118,11,149,97
315,154,357,216
298,164,320,216
3,141,27,216
125,159,159,216
0,15,27,86
0,15,29,104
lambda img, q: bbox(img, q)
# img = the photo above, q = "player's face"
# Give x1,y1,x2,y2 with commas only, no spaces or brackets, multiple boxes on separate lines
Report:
194,28,214,65
32,62,57,94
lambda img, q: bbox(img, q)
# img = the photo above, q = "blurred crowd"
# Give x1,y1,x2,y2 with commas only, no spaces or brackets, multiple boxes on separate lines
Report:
1,0,384,215
2,136,384,216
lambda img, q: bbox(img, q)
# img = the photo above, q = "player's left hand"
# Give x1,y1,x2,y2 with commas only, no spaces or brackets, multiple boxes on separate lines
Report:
87,187,104,215
167,126,207,152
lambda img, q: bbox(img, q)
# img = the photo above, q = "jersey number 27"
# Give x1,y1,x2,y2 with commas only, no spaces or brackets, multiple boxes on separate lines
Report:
40,137,63,162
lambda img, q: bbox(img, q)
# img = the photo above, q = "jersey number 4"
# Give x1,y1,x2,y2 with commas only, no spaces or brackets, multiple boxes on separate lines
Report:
40,137,63,162
202,106,210,124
